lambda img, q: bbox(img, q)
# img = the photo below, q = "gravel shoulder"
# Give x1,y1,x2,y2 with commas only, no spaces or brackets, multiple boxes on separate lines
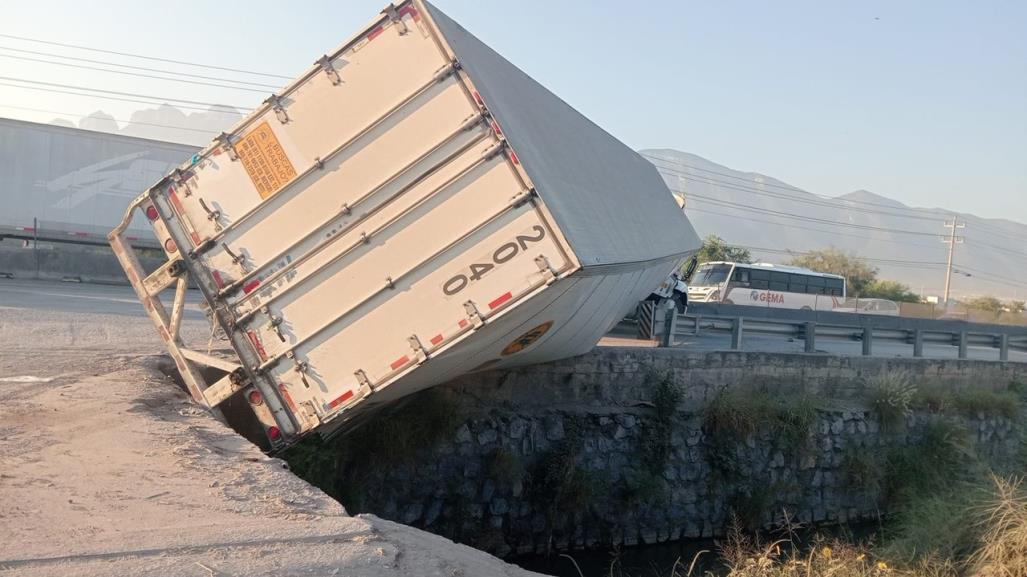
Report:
0,297,545,576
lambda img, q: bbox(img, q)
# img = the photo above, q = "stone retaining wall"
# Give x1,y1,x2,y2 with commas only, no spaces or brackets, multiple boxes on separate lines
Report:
290,349,1027,557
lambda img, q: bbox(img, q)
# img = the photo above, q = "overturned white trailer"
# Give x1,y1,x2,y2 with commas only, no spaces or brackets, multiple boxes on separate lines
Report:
110,0,700,449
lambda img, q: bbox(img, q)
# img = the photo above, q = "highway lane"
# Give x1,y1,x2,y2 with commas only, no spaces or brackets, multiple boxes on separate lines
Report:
0,278,205,319
4,279,1024,363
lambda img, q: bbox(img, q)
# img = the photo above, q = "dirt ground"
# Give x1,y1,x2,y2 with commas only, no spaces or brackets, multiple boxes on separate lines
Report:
0,304,544,577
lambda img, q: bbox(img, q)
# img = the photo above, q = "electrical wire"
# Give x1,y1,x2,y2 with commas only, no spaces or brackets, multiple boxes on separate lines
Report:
0,80,244,114
0,53,273,93
0,45,282,89
0,103,220,134
673,188,942,237
0,31,291,79
685,206,946,252
0,76,251,110
647,153,1027,244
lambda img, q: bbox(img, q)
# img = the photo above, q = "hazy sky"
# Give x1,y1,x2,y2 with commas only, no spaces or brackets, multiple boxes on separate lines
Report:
3,0,1025,223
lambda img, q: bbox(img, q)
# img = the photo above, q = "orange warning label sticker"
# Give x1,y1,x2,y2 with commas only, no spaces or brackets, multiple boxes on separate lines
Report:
236,121,297,199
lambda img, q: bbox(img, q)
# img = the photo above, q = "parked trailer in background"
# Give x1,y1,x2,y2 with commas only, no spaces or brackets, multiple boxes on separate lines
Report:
0,117,195,248
110,0,700,450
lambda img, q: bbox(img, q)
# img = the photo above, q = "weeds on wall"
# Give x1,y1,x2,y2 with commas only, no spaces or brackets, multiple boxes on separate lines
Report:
867,372,917,431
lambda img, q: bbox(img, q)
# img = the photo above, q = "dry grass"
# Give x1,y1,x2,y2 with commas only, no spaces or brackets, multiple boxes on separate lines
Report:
970,475,1027,577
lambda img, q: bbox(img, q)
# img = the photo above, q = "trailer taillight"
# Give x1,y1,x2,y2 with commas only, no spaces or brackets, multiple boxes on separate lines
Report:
266,426,282,441
164,238,178,253
145,206,159,221
248,390,264,405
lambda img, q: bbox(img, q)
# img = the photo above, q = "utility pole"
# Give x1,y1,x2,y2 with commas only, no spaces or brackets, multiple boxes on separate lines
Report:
941,219,965,305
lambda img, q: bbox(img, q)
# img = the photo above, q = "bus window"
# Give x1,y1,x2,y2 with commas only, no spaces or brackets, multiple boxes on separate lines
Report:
691,264,733,287
788,274,807,293
806,285,825,294
771,271,790,284
751,279,769,290
770,281,788,292
826,278,844,296
807,276,826,287
730,269,750,286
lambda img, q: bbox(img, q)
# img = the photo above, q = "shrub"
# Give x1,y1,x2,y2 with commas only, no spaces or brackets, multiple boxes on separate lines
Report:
868,372,917,430
704,389,817,449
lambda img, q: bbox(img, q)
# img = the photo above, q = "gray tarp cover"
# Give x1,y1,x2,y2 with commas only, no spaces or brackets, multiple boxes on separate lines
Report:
424,2,701,268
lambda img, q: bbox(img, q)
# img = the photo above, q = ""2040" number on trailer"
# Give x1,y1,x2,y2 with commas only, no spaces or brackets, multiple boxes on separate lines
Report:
442,225,547,296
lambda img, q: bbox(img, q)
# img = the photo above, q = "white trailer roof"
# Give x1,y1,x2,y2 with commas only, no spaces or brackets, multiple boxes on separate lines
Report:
424,2,701,268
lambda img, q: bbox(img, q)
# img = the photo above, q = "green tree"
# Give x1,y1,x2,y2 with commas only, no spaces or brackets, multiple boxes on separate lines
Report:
964,295,1003,314
861,280,921,303
788,247,878,296
1008,300,1025,314
695,234,752,265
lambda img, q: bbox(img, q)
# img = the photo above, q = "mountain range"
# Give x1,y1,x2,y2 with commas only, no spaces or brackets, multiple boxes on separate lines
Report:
643,149,1026,301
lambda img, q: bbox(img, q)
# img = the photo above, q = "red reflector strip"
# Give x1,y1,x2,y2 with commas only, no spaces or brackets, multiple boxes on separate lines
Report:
20,227,34,232
458,319,469,329
509,150,520,165
430,334,444,346
398,5,420,20
169,189,185,214
490,120,502,136
473,91,484,107
329,390,354,408
71,232,89,237
489,292,513,310
211,270,225,289
367,26,384,41
246,330,268,361
242,279,261,294
126,236,140,241
279,383,298,412
390,355,410,370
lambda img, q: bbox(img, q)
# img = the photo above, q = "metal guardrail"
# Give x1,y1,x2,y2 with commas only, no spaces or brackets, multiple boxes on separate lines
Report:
625,302,1027,361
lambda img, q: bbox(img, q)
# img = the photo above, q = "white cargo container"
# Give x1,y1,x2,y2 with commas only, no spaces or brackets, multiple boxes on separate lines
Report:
110,0,700,449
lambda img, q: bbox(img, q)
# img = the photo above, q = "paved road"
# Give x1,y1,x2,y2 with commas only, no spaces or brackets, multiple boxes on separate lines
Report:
0,278,205,319
5,279,1024,363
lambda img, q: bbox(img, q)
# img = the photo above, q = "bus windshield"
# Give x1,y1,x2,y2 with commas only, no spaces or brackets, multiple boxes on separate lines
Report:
691,264,732,287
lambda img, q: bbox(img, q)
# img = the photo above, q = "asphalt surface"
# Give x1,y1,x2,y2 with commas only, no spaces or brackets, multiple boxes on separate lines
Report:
3,278,1023,363
0,278,205,319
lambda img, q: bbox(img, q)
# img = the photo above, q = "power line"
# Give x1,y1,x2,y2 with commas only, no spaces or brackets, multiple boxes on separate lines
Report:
647,153,1027,244
0,76,251,110
0,81,244,115
674,188,942,237
0,31,291,80
0,53,272,93
644,153,947,217
651,156,945,223
685,206,945,251
0,103,220,134
0,45,281,89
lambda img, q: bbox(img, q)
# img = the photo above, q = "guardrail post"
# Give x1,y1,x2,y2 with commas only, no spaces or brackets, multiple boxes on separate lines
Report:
804,321,816,353
693,313,701,336
958,331,968,359
862,326,872,356
659,305,676,348
731,317,744,350
912,329,923,358
999,334,1009,361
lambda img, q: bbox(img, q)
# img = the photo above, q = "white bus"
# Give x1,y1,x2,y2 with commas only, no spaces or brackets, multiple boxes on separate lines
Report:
687,262,847,311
